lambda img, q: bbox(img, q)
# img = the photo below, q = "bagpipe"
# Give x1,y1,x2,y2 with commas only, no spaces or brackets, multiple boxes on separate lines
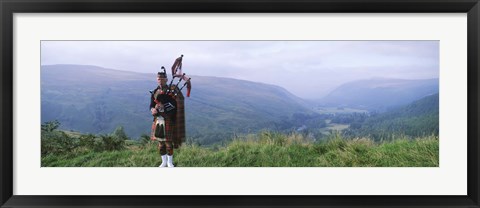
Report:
150,55,192,143
170,54,192,97
149,55,192,115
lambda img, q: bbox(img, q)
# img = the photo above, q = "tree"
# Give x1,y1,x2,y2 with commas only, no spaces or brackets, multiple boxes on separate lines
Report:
112,126,129,141
41,120,60,132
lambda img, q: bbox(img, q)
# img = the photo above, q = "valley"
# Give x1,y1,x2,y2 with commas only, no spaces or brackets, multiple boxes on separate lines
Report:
41,64,439,145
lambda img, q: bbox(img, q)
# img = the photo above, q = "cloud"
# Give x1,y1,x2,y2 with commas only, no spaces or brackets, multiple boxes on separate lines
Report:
41,40,439,99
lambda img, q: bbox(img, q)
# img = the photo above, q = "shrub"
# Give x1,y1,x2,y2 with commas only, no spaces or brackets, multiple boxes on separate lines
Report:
139,133,154,147
112,126,129,141
41,130,79,155
41,120,60,132
97,134,125,151
79,134,97,149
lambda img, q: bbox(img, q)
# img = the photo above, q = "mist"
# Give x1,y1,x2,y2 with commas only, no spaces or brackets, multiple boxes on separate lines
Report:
41,40,439,99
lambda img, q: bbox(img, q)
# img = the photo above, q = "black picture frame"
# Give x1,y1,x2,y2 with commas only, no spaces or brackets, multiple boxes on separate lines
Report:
1,0,479,207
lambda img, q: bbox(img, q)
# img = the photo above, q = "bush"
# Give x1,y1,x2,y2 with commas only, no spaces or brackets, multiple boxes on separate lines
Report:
89,126,129,152
139,133,154,147
112,126,129,141
96,134,125,151
41,130,79,155
41,120,60,132
79,134,96,149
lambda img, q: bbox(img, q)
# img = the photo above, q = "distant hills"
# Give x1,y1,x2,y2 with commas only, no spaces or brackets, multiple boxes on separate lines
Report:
318,78,439,111
41,64,439,145
41,64,313,144
184,75,315,143
41,65,153,138
344,93,439,140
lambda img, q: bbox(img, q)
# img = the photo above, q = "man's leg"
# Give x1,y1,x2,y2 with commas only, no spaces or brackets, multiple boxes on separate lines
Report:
158,141,167,167
166,141,175,167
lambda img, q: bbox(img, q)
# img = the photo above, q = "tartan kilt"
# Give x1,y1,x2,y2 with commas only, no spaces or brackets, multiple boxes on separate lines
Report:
164,115,175,142
150,89,186,148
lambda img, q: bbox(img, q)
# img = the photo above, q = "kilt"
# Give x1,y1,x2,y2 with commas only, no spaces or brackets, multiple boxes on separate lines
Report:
150,89,185,147
164,115,175,142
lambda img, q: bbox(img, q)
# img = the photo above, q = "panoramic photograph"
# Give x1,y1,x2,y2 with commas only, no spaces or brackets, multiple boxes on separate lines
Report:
40,40,439,167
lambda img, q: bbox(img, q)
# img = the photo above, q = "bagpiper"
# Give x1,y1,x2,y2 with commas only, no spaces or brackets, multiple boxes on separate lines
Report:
150,55,191,167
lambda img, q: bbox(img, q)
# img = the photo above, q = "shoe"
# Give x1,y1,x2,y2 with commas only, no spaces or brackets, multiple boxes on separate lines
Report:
159,155,167,167
167,155,175,168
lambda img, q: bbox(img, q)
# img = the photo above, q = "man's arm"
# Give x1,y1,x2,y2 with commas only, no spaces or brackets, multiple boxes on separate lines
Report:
150,89,158,115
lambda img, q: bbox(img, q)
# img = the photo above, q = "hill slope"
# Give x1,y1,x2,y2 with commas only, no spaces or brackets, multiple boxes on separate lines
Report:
319,78,439,110
41,64,314,144
345,93,439,140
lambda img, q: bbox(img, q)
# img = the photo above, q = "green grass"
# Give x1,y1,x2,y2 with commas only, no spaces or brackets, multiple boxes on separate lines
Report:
41,132,439,167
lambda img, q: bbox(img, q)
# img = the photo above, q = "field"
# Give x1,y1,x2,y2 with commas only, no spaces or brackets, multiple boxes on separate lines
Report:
314,107,368,114
318,120,350,135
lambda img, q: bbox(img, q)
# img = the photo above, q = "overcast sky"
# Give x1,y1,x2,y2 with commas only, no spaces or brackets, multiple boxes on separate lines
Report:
41,41,439,99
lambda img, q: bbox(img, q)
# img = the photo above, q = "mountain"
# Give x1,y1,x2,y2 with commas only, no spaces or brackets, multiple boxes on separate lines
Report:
185,75,316,143
345,93,439,140
41,64,314,144
41,65,153,139
319,78,439,111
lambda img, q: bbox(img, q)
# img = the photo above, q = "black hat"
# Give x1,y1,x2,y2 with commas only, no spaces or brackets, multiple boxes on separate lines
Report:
157,67,167,78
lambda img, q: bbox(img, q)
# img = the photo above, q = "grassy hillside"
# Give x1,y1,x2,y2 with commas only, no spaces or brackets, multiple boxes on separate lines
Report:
42,131,439,167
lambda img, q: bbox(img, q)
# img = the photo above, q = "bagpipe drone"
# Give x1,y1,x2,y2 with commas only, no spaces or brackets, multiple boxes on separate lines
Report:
150,55,192,114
